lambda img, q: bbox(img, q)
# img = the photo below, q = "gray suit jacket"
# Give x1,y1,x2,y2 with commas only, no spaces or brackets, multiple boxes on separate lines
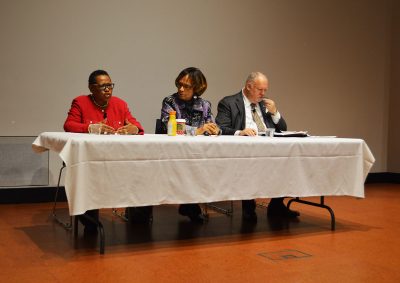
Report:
216,91,287,135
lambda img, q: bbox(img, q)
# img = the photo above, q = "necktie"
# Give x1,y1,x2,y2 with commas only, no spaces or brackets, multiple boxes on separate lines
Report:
251,103,266,132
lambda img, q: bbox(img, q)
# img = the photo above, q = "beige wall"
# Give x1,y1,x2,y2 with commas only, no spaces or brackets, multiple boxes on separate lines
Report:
0,0,397,185
388,0,400,173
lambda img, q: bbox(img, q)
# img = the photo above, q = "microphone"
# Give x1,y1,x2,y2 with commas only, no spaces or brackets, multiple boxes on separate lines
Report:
103,111,107,119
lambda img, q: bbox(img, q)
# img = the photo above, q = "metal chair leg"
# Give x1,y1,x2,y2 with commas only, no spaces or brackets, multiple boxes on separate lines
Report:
205,201,234,216
112,208,128,221
52,162,72,230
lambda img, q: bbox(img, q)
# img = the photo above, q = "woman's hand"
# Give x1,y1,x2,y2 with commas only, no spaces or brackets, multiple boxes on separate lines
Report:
116,119,139,135
91,119,116,134
197,122,220,135
100,123,116,135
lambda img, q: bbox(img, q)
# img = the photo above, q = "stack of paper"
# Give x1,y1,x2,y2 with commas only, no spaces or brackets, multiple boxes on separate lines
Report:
274,131,309,137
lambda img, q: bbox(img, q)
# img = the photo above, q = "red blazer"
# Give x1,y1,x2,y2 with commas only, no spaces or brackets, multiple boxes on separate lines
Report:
64,95,144,134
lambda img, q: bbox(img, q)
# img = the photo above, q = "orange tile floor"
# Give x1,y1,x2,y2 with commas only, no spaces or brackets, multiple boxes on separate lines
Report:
0,183,399,282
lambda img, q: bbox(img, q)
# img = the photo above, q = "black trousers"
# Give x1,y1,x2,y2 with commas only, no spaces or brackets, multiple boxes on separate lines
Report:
178,203,201,217
78,209,99,228
126,206,153,223
242,197,285,213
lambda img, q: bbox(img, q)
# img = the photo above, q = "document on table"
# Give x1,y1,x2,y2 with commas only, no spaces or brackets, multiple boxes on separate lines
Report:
274,131,309,137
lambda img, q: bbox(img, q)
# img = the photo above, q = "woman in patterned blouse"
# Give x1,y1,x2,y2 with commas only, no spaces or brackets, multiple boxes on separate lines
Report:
161,67,220,223
160,67,220,136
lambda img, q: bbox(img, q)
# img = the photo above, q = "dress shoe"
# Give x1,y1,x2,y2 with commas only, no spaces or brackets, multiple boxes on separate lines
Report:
178,204,205,224
188,213,207,224
267,203,300,218
242,210,258,223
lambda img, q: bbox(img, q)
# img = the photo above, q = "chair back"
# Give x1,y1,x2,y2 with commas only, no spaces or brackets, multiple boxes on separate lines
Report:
155,119,165,134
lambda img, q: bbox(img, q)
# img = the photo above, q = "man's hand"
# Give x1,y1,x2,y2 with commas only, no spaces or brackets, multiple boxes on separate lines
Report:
240,128,257,136
262,98,277,115
197,122,220,135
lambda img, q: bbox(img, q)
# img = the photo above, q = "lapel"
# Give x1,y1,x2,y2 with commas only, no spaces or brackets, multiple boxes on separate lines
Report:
234,92,245,128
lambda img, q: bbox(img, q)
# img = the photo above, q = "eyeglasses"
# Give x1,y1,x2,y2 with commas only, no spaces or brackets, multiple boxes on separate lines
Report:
176,82,193,90
256,88,267,93
93,83,115,90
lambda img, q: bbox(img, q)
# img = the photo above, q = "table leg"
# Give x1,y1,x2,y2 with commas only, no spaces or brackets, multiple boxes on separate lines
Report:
287,196,335,230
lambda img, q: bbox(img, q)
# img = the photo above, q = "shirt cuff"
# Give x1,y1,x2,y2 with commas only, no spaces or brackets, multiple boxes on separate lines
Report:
270,111,281,124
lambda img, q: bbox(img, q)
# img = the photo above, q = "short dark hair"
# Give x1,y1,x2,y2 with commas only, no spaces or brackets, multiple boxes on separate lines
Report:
88,70,110,85
175,67,207,96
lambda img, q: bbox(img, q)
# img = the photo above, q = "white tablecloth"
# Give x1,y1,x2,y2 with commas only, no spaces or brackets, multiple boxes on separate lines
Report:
32,132,375,215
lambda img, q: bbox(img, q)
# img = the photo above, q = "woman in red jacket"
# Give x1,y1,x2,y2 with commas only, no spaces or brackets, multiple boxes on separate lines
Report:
64,70,143,135
64,69,144,233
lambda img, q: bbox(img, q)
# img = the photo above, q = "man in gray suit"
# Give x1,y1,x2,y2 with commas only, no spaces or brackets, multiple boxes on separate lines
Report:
216,71,299,222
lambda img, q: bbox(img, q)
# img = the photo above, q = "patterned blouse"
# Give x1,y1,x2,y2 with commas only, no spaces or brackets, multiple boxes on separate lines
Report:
160,93,215,133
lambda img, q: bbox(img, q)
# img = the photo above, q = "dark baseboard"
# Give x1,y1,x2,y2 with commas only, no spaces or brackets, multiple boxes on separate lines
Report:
365,172,400,184
0,172,399,204
0,186,66,204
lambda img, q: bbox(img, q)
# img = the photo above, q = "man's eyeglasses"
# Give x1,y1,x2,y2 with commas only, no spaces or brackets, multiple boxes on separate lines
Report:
93,83,115,90
176,82,193,90
256,88,267,93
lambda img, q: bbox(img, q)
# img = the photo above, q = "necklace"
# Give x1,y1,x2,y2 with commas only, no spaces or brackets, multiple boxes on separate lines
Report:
90,94,109,109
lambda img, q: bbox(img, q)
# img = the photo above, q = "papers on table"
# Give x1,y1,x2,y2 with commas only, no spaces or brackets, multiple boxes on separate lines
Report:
274,131,309,137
